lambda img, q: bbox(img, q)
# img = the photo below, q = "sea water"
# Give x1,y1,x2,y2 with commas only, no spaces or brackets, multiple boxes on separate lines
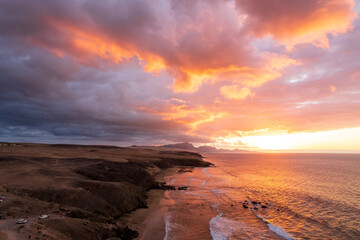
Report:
158,153,360,239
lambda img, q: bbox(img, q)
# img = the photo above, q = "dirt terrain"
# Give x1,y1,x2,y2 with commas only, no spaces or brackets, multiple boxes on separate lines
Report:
0,142,212,240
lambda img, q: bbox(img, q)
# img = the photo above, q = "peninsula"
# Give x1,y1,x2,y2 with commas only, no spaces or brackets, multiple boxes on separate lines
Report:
0,142,212,240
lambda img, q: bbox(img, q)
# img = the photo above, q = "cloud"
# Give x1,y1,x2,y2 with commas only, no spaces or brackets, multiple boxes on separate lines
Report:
235,0,357,49
0,0,359,148
0,0,300,93
220,85,254,100
330,85,337,92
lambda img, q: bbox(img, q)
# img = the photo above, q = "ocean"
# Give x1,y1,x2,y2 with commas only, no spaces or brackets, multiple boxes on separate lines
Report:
151,153,360,239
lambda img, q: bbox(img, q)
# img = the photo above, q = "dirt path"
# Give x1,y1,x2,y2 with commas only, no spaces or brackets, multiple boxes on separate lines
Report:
0,218,22,240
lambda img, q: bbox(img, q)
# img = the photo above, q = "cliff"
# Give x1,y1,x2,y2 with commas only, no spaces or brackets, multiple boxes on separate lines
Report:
0,143,212,240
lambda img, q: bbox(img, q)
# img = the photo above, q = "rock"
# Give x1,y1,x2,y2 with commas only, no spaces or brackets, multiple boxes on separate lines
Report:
178,168,193,174
177,186,188,191
66,210,91,219
115,226,139,240
151,182,176,190
242,204,248,209
261,205,268,209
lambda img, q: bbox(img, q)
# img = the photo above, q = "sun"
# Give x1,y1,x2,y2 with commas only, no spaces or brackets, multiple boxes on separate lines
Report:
242,135,294,150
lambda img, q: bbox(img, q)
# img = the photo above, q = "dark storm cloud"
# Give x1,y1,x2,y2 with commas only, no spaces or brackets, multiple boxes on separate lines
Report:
0,36,204,145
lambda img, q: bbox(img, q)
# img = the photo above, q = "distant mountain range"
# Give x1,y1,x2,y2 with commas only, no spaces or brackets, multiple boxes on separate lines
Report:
160,142,251,153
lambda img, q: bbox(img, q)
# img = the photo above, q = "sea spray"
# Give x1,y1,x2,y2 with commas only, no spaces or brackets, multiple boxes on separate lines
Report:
256,214,297,240
209,214,261,240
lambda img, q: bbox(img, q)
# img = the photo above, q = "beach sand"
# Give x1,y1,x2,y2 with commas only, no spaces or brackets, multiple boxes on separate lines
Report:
118,167,179,240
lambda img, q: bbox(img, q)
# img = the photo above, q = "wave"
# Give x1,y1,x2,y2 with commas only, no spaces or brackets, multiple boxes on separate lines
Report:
163,212,172,240
202,168,211,178
210,214,236,240
268,224,297,240
184,191,205,198
210,189,234,201
210,214,263,240
257,214,297,240
202,179,208,187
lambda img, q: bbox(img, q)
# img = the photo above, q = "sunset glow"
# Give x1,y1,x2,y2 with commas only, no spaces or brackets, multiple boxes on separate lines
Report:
1,0,360,152
240,127,360,151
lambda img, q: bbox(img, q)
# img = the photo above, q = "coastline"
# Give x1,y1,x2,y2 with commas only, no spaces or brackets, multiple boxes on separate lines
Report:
122,167,180,240
0,142,212,240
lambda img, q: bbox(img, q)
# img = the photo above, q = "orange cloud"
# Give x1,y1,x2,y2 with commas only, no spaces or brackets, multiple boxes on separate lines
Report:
139,102,227,131
220,85,254,100
21,1,350,97
173,53,298,92
38,21,297,93
236,0,357,49
330,85,336,92
20,1,307,96
26,6,300,94
68,20,165,72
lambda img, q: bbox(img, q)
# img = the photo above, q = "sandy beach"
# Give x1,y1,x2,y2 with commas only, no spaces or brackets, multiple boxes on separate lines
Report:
0,142,212,240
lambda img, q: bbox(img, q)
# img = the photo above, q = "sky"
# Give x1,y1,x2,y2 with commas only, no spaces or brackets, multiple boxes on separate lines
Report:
0,0,360,152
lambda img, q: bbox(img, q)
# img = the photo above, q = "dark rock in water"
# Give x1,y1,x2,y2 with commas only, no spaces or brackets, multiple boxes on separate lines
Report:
231,204,234,207
151,182,176,190
178,168,193,174
253,207,258,210
178,186,188,191
251,201,257,205
242,204,248,209
261,205,268,209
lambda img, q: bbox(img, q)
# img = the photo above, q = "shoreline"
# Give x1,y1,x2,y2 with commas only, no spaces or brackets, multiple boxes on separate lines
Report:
123,167,181,240
0,142,212,240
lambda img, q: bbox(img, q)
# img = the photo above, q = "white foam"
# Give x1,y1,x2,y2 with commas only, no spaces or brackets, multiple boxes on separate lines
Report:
183,191,204,198
267,223,297,240
209,214,256,240
203,168,211,178
163,212,179,240
256,215,297,240
211,202,220,210
209,214,230,240
211,189,226,195
163,212,171,240
202,180,208,187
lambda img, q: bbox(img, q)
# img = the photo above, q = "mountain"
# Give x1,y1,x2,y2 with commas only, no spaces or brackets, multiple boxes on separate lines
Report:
161,142,197,151
161,142,251,153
